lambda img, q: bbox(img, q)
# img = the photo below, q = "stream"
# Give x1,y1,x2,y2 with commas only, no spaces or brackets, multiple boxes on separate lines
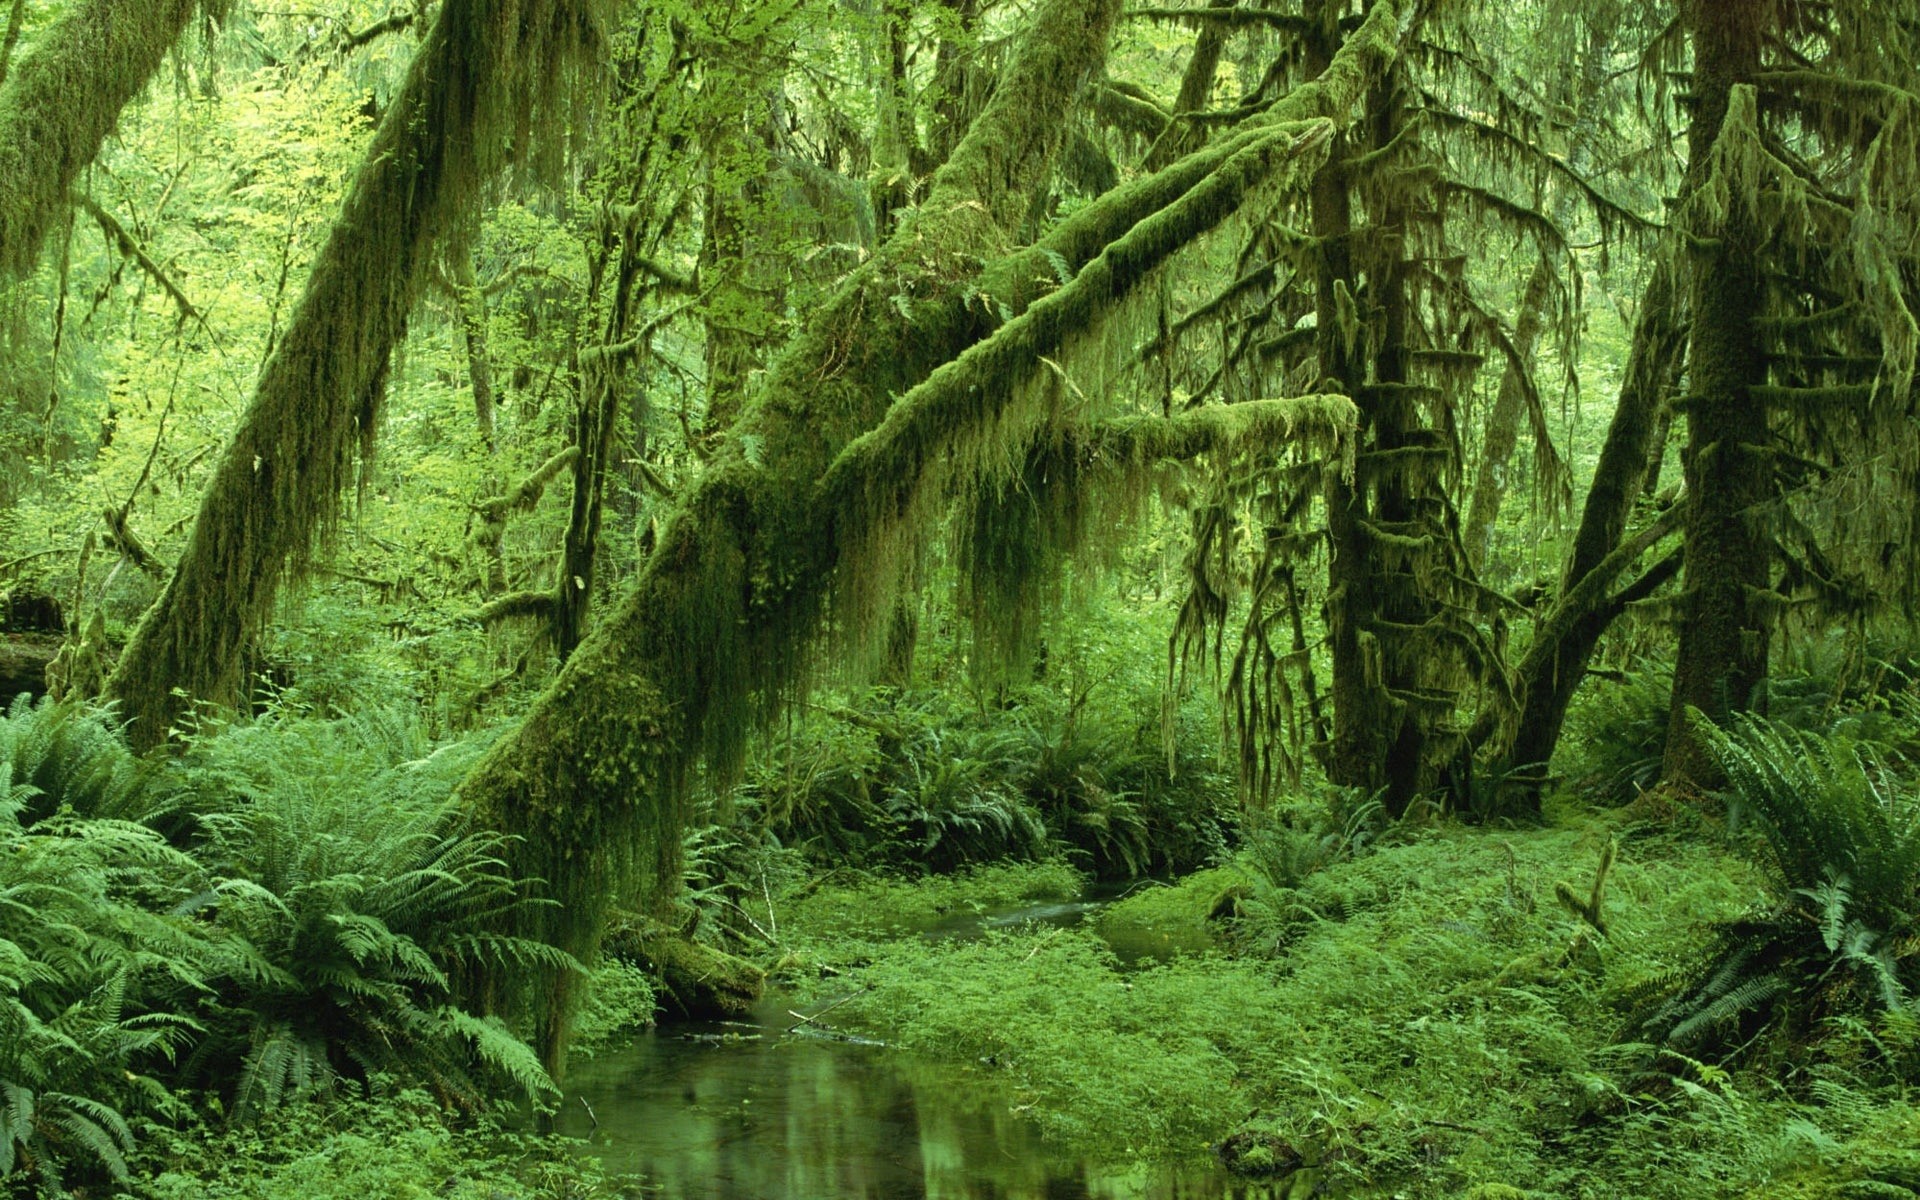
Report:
553,897,1285,1199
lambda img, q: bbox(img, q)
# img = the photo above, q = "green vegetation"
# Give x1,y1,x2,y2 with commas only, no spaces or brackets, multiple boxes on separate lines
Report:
1,0,1917,1195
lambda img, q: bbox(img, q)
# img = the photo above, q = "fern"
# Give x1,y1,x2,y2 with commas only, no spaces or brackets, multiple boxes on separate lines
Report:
1637,714,1920,1070
177,710,573,1117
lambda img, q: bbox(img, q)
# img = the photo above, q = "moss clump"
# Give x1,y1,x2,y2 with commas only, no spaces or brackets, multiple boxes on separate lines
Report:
1096,865,1252,959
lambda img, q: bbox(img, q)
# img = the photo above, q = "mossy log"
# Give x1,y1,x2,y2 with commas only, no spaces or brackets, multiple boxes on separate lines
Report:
0,633,57,702
106,0,605,749
0,0,200,280
609,934,765,1022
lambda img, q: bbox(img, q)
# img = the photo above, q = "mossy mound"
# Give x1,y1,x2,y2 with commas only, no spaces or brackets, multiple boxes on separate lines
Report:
1094,865,1252,960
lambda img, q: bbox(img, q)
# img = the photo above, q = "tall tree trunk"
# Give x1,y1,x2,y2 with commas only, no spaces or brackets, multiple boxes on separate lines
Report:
457,0,1414,1072
105,0,604,749
0,0,200,280
1662,0,1769,788
1463,256,1553,573
1493,253,1686,809
1311,1,1379,800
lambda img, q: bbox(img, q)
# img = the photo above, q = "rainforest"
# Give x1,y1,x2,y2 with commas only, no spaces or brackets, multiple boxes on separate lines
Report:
2,0,1919,1196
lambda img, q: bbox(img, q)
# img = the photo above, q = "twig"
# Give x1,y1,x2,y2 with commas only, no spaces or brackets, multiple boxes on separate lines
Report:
784,987,869,1034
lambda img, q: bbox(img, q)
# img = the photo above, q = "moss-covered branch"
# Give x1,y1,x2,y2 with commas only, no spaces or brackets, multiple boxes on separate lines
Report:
1081,396,1357,466
106,0,607,748
0,0,201,280
454,0,1125,1071
79,193,201,325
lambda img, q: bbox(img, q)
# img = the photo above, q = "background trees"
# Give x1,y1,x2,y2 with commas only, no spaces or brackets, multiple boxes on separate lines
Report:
0,0,1916,1081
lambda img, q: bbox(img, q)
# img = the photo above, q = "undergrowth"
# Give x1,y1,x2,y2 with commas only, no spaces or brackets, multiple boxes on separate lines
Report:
0,698,566,1196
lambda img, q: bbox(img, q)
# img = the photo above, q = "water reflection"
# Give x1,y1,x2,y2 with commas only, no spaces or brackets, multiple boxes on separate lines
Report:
558,1002,1281,1200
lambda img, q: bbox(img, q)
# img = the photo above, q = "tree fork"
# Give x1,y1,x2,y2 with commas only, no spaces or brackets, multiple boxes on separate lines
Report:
1490,253,1686,812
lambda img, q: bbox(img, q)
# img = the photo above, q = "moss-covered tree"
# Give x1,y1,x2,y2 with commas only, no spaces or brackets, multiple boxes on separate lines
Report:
1659,0,1920,785
104,0,607,747
0,0,204,281
455,0,1417,1068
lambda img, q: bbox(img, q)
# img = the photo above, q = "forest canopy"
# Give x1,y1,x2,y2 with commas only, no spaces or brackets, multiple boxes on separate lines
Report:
2,0,1919,1197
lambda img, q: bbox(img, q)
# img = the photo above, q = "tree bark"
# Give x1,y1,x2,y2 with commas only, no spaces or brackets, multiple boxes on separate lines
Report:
105,0,604,749
0,0,200,280
1662,0,1769,788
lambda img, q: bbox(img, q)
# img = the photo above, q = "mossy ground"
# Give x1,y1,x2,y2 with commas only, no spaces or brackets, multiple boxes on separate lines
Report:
770,804,1920,1199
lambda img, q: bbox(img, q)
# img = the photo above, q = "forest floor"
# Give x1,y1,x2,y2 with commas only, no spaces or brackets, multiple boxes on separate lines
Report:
114,798,1920,1200
743,799,1920,1200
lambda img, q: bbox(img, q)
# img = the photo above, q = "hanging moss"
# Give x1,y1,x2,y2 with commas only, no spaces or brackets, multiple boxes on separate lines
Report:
0,0,203,280
106,0,609,748
457,0,1128,1071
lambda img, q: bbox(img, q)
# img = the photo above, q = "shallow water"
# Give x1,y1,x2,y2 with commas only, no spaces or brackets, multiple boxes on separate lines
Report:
556,898,1286,1199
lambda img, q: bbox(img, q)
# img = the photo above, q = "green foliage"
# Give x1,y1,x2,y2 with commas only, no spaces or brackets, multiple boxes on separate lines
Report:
0,702,204,1195
172,711,572,1116
131,1085,641,1200
1634,715,1920,1064
1559,664,1676,805
0,700,572,1194
791,812,1777,1194
727,680,1230,880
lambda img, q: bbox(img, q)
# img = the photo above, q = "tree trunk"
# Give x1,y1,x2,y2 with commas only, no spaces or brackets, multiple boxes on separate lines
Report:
0,0,200,280
1462,256,1553,573
1493,253,1685,810
105,0,604,749
1662,0,1769,789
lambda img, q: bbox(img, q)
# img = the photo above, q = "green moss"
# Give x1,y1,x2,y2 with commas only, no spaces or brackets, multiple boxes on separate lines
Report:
786,860,1086,941
1095,865,1251,959
0,0,200,280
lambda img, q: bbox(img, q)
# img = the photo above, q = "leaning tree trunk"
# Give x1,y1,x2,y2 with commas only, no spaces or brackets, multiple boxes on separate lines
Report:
0,0,201,280
457,0,1415,1072
105,0,604,749
1662,0,1769,788
1463,255,1554,573
1490,251,1686,811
